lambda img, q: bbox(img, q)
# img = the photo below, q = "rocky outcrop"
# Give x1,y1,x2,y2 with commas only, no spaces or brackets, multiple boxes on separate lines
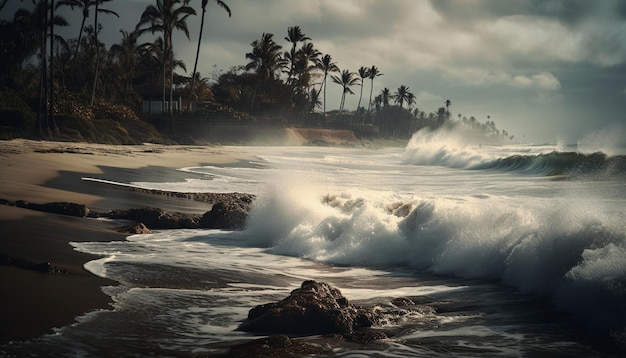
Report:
238,280,380,335
1,192,256,231
14,200,90,217
102,207,202,229
119,222,152,234
226,335,329,357
200,196,254,230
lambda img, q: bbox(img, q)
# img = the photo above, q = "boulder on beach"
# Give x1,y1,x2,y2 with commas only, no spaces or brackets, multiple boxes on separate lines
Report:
237,280,378,335
201,196,254,230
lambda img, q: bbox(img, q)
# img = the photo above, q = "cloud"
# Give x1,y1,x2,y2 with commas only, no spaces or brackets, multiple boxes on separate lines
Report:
443,68,561,90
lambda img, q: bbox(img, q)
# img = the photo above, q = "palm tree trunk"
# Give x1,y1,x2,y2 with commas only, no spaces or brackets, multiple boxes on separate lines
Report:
90,1,99,107
38,27,47,135
367,78,374,118
189,6,207,112
162,58,167,113
250,76,259,114
74,15,86,59
50,0,58,134
168,33,175,133
322,73,327,122
40,0,49,135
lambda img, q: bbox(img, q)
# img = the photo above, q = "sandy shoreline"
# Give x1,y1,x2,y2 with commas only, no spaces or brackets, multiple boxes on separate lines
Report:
0,139,254,342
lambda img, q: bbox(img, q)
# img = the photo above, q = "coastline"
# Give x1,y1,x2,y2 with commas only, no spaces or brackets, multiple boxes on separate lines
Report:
0,139,254,342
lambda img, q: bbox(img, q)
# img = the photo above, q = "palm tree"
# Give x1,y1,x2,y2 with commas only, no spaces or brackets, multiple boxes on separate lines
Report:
380,87,391,107
393,85,412,108
291,42,320,107
406,92,416,109
314,53,339,118
356,66,370,111
55,0,118,59
110,29,140,98
185,71,212,109
14,0,68,135
331,69,359,112
295,42,320,83
367,65,382,116
137,0,196,120
245,32,286,113
284,25,310,85
377,87,391,135
188,0,230,111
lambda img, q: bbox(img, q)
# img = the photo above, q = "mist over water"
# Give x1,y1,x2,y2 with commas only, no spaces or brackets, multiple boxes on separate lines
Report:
6,126,624,356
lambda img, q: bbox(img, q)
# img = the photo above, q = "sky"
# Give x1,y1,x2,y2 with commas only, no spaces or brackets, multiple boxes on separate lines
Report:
3,0,626,144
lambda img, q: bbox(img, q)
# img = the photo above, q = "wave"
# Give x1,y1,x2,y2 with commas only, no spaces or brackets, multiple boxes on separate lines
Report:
401,127,626,177
478,151,626,176
240,183,626,343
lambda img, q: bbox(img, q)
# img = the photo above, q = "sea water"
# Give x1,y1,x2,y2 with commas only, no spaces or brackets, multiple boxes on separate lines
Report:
3,127,625,357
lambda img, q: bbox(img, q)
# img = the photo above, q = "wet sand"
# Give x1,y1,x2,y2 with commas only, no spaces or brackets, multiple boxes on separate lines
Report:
0,139,253,342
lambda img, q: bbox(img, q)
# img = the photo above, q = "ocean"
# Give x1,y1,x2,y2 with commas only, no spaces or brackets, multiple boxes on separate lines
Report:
4,127,626,357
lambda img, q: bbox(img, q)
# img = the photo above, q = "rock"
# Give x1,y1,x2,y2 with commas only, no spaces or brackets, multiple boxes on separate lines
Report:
238,280,378,335
227,335,328,357
201,196,253,230
120,222,152,234
105,207,202,229
15,201,89,217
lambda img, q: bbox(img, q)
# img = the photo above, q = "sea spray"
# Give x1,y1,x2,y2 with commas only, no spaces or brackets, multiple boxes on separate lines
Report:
401,126,500,169
576,124,626,156
241,173,626,339
403,126,626,177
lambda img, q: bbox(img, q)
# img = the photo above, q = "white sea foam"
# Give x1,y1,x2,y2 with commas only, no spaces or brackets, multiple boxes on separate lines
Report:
64,139,626,354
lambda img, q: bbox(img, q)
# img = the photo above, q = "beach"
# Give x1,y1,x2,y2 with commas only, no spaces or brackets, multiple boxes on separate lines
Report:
0,139,253,342
0,137,623,356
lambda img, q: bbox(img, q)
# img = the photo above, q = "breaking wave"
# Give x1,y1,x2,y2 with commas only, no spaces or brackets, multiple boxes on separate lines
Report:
401,127,626,177
239,176,626,343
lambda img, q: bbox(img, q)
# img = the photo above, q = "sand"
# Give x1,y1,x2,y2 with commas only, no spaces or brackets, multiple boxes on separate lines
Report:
0,139,254,342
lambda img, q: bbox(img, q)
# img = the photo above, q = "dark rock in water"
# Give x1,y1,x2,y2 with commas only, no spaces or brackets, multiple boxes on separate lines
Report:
120,222,152,234
105,207,202,229
15,201,90,217
201,196,253,230
238,280,378,335
227,335,329,357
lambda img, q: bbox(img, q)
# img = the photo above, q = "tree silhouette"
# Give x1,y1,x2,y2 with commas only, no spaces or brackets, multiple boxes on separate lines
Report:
245,32,286,113
314,53,339,118
356,66,370,111
331,69,359,112
367,65,382,116
14,0,68,135
55,0,118,59
284,25,310,86
188,0,230,111
110,29,140,99
393,85,412,108
137,0,196,121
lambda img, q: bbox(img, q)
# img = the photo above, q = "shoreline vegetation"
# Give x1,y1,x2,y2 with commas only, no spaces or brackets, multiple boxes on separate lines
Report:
1,1,514,147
